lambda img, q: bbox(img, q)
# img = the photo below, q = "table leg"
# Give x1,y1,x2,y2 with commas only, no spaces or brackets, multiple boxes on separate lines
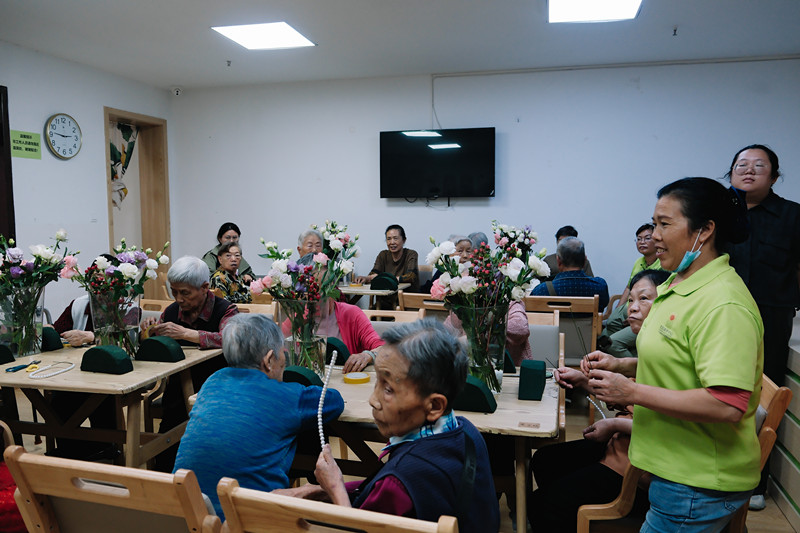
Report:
515,436,528,531
125,399,142,468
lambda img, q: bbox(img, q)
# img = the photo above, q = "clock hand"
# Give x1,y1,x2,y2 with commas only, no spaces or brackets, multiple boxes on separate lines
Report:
52,132,71,138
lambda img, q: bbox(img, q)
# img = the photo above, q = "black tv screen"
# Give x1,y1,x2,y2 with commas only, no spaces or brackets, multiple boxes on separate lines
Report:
380,127,495,199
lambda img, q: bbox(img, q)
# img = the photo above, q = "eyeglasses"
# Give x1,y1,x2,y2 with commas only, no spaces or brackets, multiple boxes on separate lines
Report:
733,162,769,175
635,236,652,243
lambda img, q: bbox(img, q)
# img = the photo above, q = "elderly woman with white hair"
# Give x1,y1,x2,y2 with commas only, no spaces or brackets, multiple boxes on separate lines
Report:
140,255,240,471
175,314,344,518
297,228,324,257
280,319,499,533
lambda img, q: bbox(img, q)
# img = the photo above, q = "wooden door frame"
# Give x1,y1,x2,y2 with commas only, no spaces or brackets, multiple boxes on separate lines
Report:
103,107,170,300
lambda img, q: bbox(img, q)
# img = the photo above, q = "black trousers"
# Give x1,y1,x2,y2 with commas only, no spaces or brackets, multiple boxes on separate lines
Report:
528,439,647,533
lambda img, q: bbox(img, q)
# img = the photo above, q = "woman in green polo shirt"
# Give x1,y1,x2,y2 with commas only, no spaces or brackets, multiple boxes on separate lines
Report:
585,177,763,532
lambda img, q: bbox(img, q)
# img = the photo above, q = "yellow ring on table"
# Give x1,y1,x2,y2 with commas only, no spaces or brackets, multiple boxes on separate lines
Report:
343,372,370,384
25,365,39,372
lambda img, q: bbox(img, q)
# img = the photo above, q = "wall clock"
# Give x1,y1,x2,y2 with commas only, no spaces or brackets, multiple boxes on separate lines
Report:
44,113,82,160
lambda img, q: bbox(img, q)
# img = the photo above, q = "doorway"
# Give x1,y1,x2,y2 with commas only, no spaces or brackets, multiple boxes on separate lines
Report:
103,107,170,300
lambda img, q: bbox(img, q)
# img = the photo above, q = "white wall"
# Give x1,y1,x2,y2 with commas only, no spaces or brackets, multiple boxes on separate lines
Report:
1,41,171,315
4,39,800,315
168,59,800,298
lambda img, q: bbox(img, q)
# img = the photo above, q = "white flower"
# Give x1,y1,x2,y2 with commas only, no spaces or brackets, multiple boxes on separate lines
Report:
159,255,170,265
119,263,139,279
426,248,442,265
439,241,456,256
504,257,525,282
339,259,354,274
329,239,343,252
145,258,158,270
272,259,288,273
264,241,277,249
511,286,526,301
460,276,478,294
336,232,346,240
528,255,550,278
145,269,158,280
280,249,293,258
449,276,463,293
439,272,452,287
279,273,292,288
458,261,471,274
55,229,68,241
350,245,361,258
267,268,281,279
94,256,111,270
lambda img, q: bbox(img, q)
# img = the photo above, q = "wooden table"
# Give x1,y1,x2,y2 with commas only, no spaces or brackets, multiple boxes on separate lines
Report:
0,347,222,468
337,283,411,308
295,369,562,529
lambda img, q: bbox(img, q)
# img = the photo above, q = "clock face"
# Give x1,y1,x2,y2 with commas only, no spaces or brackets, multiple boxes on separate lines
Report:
45,113,82,160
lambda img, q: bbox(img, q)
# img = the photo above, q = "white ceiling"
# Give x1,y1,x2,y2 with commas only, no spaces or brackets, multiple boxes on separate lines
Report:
2,0,799,90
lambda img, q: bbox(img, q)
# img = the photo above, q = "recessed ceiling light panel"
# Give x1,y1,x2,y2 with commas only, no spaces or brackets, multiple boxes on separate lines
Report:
212,22,315,50
548,0,643,23
402,131,442,137
428,143,461,150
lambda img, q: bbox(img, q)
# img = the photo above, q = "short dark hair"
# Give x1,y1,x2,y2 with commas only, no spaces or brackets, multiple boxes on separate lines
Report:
556,236,585,268
216,222,241,241
385,224,406,241
635,223,654,236
628,269,670,290
217,242,241,256
555,225,578,240
724,144,781,182
657,177,749,249
380,319,467,412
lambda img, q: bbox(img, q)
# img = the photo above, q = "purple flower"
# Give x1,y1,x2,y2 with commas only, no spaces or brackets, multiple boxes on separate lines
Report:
105,266,119,276
294,282,306,292
9,266,23,278
287,261,302,273
22,261,34,272
116,252,135,264
5,247,23,263
133,251,148,264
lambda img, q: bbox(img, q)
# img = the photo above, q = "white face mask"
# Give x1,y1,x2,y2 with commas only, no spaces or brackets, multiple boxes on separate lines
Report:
674,232,703,273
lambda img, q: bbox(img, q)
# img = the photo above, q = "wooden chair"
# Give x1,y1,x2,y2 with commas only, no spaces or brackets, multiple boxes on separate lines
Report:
236,303,275,315
5,445,221,533
363,308,425,322
396,291,447,314
251,292,272,304
526,310,559,326
523,295,601,366
602,294,623,321
157,271,172,300
140,298,172,312
217,477,458,533
576,374,793,533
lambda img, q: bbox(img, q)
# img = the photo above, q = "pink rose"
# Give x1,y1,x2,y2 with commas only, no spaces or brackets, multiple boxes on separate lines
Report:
64,255,78,269
342,233,351,243
249,279,264,294
59,265,76,279
262,276,273,288
430,278,448,300
494,232,502,244
313,252,329,265
499,237,509,246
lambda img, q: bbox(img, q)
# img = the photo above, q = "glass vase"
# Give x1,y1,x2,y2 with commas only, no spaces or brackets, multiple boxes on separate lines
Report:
448,302,509,393
274,297,330,376
89,292,140,357
0,286,46,357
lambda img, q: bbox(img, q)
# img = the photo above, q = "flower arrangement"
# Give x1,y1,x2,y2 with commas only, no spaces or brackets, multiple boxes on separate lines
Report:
0,230,73,355
60,239,170,355
427,222,550,391
252,221,360,373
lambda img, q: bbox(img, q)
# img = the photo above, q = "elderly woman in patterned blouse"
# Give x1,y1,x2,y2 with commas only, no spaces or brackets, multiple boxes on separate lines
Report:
210,242,252,303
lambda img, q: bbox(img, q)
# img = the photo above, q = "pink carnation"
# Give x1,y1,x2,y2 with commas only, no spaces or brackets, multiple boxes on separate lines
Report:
430,278,448,300
59,265,76,279
64,255,78,269
249,279,264,294
261,276,273,288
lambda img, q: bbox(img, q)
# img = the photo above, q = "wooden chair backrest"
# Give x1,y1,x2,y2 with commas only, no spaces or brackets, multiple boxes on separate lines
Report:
602,294,623,321
396,291,447,312
363,308,425,322
217,477,458,533
140,299,172,312
526,310,559,326
576,373,793,533
157,271,171,300
1,420,13,449
4,445,220,533
251,292,272,304
524,295,601,365
235,303,275,315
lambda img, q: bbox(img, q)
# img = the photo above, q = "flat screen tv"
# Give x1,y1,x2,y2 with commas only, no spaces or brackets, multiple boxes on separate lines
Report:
380,127,495,199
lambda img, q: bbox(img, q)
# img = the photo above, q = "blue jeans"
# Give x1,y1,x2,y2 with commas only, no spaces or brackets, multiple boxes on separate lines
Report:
641,475,751,533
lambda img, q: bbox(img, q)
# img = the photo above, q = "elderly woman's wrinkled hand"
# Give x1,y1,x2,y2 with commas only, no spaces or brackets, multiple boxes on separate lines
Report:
343,351,372,373
553,367,587,390
582,418,619,443
314,444,345,497
580,351,618,375
588,369,636,406
61,329,94,346
149,321,189,340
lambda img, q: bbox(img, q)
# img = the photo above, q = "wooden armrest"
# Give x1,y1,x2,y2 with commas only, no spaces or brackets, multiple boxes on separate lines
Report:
576,464,646,533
